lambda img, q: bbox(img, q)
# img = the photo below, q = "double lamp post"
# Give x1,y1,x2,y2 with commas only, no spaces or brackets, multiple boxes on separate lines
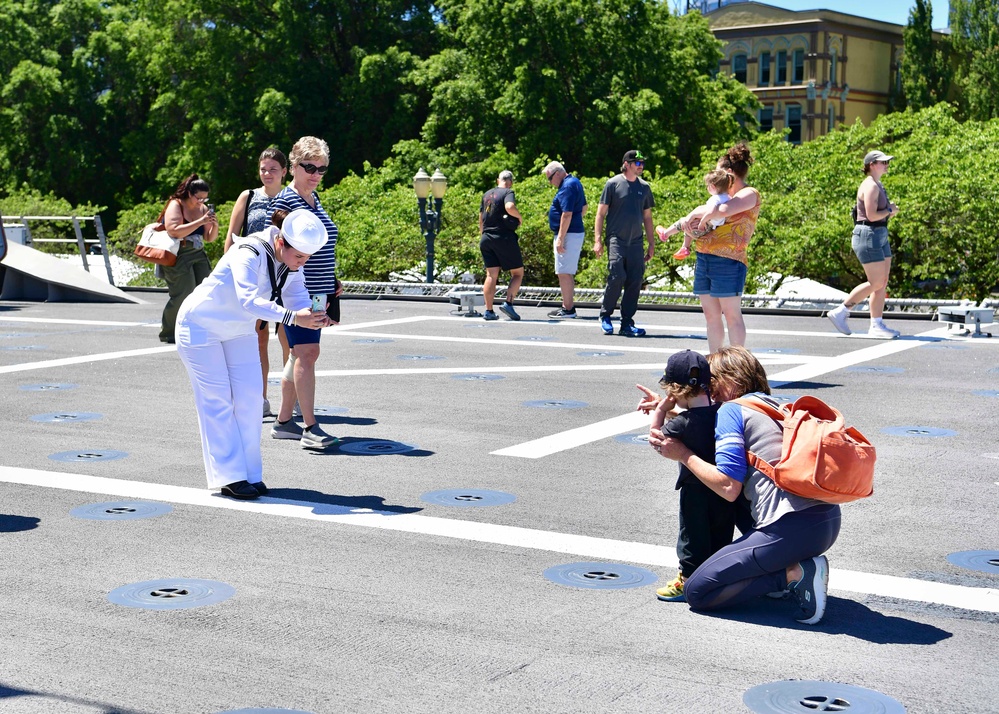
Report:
412,167,448,285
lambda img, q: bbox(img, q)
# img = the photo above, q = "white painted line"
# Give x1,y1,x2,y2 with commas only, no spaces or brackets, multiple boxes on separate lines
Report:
0,316,157,327
767,332,931,385
491,411,652,458
4,465,996,614
0,345,177,375
306,363,669,378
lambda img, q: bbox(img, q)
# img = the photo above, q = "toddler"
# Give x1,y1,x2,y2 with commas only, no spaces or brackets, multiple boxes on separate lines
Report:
655,169,732,260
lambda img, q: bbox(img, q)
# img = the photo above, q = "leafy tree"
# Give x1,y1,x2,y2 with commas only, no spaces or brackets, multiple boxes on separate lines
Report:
898,0,952,111
950,0,999,120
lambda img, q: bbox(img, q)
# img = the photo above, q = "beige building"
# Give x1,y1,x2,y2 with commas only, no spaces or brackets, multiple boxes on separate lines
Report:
705,2,913,143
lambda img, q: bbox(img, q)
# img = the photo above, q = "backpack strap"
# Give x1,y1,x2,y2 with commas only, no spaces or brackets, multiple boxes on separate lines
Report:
731,397,782,480
240,188,253,237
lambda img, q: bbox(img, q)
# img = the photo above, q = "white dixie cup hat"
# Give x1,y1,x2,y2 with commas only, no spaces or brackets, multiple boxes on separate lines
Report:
281,209,329,255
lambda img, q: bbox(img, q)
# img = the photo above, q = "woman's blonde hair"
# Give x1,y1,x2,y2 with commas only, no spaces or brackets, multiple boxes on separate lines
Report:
707,346,770,397
289,136,330,167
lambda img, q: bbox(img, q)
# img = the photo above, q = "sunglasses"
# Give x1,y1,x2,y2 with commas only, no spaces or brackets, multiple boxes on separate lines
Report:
632,160,645,167
299,162,329,175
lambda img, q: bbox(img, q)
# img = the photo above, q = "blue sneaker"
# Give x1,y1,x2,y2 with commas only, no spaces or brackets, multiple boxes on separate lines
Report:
499,302,521,321
619,323,646,337
789,555,828,625
600,316,614,335
483,310,498,321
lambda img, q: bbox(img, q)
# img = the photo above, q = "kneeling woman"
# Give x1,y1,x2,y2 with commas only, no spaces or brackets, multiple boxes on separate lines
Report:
176,209,329,499
649,346,841,625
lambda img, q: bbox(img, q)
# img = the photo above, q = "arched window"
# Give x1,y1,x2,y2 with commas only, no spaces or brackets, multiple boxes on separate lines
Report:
759,51,771,86
732,53,747,83
776,49,788,85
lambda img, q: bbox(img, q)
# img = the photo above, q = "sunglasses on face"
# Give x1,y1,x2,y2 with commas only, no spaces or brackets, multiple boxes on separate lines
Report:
299,162,329,175
632,161,644,167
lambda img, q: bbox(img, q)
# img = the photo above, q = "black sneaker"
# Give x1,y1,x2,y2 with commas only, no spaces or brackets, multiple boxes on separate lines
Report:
547,307,577,318
789,555,828,625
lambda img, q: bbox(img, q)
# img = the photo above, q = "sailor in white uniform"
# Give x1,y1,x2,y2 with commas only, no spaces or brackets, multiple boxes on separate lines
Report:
176,209,330,499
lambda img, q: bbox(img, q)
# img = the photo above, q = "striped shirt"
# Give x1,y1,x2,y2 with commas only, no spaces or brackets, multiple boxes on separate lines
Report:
268,187,338,294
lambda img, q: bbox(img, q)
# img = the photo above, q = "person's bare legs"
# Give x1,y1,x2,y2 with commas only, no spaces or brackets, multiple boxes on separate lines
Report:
483,267,500,311
506,267,524,303
277,324,290,366
843,259,890,317
719,295,746,347
291,343,321,428
699,295,726,354
557,274,575,311
256,321,270,400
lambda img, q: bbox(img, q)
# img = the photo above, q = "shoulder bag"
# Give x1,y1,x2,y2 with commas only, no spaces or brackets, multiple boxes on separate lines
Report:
134,222,181,267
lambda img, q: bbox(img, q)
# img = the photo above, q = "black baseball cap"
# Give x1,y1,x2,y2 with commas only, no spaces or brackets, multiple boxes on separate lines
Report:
661,350,711,390
623,150,646,163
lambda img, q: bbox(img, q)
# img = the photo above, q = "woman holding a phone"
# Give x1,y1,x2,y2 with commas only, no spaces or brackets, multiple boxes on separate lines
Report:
158,174,218,344
267,136,341,450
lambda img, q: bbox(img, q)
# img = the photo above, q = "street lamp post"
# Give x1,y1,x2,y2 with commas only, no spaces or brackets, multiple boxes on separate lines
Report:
413,167,448,284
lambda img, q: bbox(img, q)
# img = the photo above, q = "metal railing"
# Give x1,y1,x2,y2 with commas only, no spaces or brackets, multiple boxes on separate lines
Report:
4,215,114,284
340,280,997,316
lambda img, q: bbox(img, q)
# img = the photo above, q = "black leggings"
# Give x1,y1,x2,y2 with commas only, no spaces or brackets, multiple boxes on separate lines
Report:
684,504,841,611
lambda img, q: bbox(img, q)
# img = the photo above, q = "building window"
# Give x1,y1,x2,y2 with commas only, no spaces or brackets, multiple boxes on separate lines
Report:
759,52,771,86
760,106,774,133
732,54,747,83
792,49,805,84
776,50,787,85
786,104,802,143
828,106,835,131
829,51,838,85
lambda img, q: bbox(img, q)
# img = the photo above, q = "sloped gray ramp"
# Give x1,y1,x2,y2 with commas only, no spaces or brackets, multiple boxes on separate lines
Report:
0,241,145,304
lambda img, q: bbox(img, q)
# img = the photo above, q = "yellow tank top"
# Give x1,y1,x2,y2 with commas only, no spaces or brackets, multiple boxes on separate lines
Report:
695,188,761,265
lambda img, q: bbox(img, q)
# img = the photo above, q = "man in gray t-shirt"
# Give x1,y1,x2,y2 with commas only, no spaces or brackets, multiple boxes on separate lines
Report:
593,149,655,336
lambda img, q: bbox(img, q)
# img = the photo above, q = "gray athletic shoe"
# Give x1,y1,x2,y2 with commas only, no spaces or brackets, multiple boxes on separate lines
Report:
301,424,338,449
790,555,829,625
262,398,275,419
271,419,303,440
547,307,577,318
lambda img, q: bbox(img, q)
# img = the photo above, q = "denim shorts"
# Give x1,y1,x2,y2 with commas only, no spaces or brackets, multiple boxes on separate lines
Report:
851,224,892,264
692,253,748,298
284,323,321,348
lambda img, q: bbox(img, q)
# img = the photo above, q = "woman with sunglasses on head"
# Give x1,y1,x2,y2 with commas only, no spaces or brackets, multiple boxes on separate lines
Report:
158,174,218,344
825,151,900,339
267,136,341,450
225,147,291,418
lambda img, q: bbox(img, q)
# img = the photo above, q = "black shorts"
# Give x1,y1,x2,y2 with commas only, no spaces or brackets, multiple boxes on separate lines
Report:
480,235,523,271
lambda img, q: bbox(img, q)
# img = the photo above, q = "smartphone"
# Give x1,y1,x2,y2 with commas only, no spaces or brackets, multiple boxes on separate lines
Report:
206,203,216,216
311,294,324,313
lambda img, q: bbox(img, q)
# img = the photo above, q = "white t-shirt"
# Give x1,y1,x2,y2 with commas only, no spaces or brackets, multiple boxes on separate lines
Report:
706,193,731,229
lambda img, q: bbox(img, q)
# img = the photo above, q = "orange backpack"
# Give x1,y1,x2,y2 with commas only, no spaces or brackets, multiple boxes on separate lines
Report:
733,396,876,504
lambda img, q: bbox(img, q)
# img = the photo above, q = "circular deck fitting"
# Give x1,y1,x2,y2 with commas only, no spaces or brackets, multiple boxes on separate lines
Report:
420,489,516,508
451,374,504,382
946,550,999,574
973,390,999,398
752,347,802,355
576,350,624,358
517,335,556,342
31,412,103,424
744,680,906,714
19,383,78,391
523,400,588,410
396,354,444,361
312,405,348,415
352,338,394,344
881,426,956,438
108,578,235,611
1,345,45,351
338,440,417,456
614,433,650,446
846,365,904,374
543,562,658,590
49,449,128,463
71,501,173,521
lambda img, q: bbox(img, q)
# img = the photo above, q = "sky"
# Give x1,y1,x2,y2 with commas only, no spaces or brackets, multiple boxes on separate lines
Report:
703,1,951,29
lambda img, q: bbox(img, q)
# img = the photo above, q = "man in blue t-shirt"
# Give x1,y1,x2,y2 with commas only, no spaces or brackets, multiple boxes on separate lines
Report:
542,161,588,318
594,149,655,337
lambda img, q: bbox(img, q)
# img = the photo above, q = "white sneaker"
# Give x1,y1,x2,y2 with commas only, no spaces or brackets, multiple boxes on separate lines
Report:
826,305,851,335
867,323,899,340
262,398,274,419
875,322,901,337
